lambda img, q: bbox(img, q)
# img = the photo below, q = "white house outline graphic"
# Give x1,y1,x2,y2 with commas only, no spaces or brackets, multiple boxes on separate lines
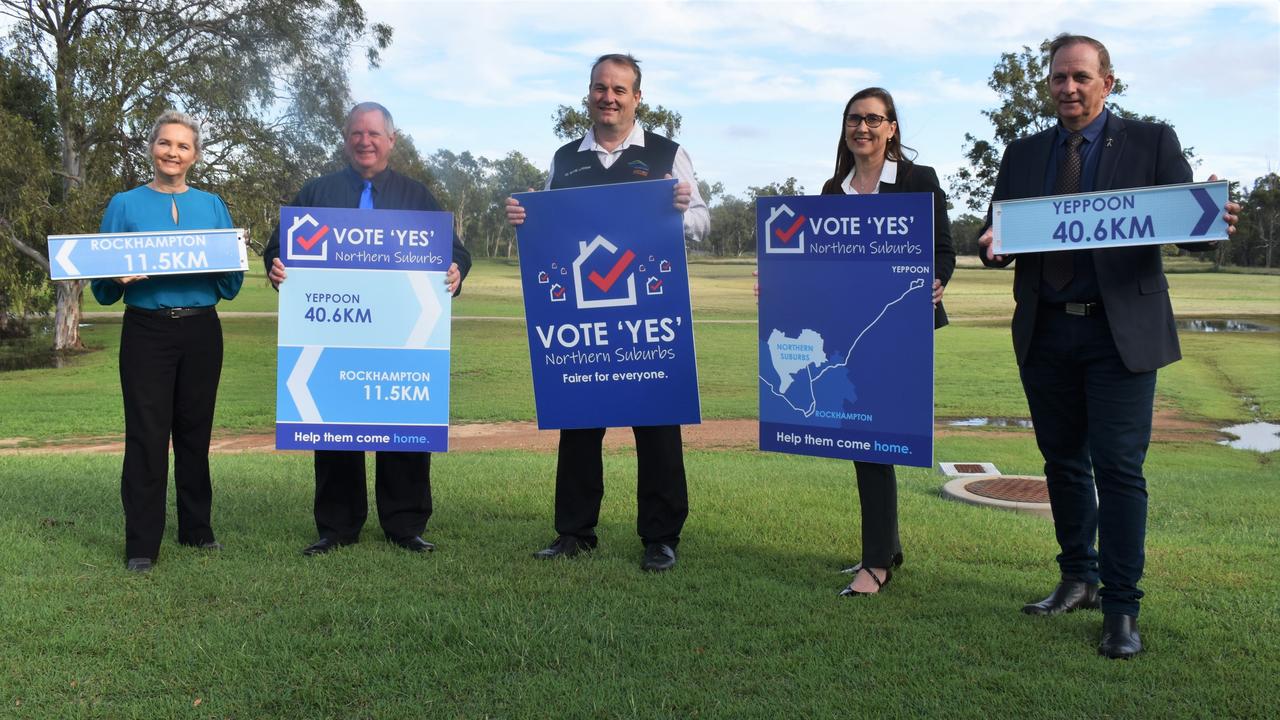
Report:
572,235,637,309
765,203,804,254
286,213,326,261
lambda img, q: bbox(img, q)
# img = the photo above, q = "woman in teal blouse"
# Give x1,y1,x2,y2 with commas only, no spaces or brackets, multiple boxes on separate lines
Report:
91,111,244,572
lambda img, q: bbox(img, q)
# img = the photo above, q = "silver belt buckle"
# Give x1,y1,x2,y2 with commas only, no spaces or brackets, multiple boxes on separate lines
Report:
1065,302,1088,316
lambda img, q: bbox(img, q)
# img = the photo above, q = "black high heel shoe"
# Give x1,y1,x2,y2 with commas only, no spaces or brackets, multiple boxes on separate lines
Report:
841,552,903,574
838,567,892,597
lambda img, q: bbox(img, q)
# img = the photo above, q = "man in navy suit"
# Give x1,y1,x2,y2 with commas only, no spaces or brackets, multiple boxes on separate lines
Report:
978,34,1238,659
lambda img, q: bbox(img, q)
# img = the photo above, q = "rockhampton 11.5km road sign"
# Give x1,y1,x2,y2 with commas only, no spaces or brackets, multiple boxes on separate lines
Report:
274,206,454,452
47,228,248,280
992,180,1229,255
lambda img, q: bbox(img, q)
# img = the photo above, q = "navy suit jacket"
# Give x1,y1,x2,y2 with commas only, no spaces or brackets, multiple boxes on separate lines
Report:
979,113,1212,373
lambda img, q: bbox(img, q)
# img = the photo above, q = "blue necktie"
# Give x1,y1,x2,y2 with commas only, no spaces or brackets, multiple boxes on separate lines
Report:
358,180,374,209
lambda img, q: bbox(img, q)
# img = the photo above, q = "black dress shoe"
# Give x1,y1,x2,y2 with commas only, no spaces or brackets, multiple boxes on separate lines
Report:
532,535,594,559
839,567,892,597
641,543,677,572
390,535,435,553
841,552,904,574
125,558,153,573
1021,580,1100,615
1098,613,1143,659
302,537,352,556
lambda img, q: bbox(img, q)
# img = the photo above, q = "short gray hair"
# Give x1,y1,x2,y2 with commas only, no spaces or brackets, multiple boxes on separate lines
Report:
1048,33,1112,77
148,110,202,155
343,102,396,136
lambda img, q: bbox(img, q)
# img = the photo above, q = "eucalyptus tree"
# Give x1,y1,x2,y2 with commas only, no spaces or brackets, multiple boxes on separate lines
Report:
0,0,391,350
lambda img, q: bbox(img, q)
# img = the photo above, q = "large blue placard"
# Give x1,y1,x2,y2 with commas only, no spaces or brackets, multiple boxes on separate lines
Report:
47,228,248,280
757,194,934,467
993,180,1229,254
275,206,453,452
514,179,701,429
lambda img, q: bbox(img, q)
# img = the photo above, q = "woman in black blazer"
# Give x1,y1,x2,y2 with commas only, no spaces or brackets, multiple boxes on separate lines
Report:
822,87,956,595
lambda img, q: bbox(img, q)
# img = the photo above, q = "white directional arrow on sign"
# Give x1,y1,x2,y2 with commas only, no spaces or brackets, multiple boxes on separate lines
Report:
54,239,79,277
405,273,442,348
287,346,323,422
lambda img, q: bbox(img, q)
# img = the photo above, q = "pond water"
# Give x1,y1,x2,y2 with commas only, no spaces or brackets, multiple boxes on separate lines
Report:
1177,319,1275,333
0,323,86,372
947,417,1035,428
1218,422,1280,453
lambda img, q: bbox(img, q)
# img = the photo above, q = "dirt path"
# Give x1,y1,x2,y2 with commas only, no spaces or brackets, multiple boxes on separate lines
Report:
0,409,1220,456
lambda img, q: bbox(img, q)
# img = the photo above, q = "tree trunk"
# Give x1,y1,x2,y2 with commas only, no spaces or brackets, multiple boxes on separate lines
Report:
54,31,87,351
53,280,85,351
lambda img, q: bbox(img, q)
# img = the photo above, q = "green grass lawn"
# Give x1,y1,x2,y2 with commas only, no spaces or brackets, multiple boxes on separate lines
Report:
4,258,1279,717
1,315,1272,441
1,440,1277,718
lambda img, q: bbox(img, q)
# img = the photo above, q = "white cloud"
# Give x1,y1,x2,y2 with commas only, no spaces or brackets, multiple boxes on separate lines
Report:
350,0,1280,194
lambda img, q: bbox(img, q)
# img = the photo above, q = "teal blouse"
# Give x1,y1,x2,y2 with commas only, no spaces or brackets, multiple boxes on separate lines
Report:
90,185,244,309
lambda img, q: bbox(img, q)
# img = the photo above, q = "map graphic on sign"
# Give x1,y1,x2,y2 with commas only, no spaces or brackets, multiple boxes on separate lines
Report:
757,193,936,467
761,278,925,412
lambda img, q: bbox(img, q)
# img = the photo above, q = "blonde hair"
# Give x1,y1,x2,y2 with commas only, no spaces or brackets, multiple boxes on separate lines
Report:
148,111,202,156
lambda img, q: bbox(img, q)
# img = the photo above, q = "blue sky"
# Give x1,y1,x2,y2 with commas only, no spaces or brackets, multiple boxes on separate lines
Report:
354,0,1279,212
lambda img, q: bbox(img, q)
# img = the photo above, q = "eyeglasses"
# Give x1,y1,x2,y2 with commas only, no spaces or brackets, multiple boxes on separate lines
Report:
844,113,888,128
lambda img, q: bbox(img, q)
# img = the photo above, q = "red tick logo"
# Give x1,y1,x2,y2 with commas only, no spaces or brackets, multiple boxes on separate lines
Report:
774,216,806,244
587,249,636,292
296,225,330,251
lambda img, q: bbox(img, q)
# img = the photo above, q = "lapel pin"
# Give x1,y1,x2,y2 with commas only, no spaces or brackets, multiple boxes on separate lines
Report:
1105,137,1114,147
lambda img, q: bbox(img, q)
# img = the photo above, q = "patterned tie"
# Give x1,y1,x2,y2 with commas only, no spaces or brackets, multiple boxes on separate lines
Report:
1044,132,1084,290
359,180,374,209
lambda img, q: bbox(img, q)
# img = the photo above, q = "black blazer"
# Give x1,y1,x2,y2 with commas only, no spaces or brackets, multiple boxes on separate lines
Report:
822,160,957,328
979,113,1212,373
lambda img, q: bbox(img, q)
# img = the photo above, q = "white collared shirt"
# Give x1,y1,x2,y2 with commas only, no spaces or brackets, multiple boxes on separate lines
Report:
841,160,898,195
544,123,709,242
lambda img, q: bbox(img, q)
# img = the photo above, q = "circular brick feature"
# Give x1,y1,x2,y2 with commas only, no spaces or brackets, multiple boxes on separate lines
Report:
966,476,1050,503
941,474,1053,520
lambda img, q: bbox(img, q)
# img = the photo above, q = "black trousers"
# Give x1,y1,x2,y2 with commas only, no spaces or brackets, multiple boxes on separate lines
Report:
854,461,901,567
1020,306,1156,617
554,425,688,546
118,308,223,559
313,450,432,542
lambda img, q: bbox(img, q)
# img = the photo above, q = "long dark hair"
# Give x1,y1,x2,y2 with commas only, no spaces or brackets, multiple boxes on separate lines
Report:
829,87,917,186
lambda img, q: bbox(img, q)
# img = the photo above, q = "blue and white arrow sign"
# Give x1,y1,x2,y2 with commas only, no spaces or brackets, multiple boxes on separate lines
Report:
275,206,453,453
47,228,248,280
993,180,1229,255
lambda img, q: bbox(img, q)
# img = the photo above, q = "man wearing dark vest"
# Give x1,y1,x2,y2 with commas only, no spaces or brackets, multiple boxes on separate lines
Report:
506,53,709,572
977,35,1238,658
264,102,471,557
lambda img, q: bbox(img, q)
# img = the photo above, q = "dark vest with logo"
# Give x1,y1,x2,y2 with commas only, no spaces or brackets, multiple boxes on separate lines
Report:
549,131,680,189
